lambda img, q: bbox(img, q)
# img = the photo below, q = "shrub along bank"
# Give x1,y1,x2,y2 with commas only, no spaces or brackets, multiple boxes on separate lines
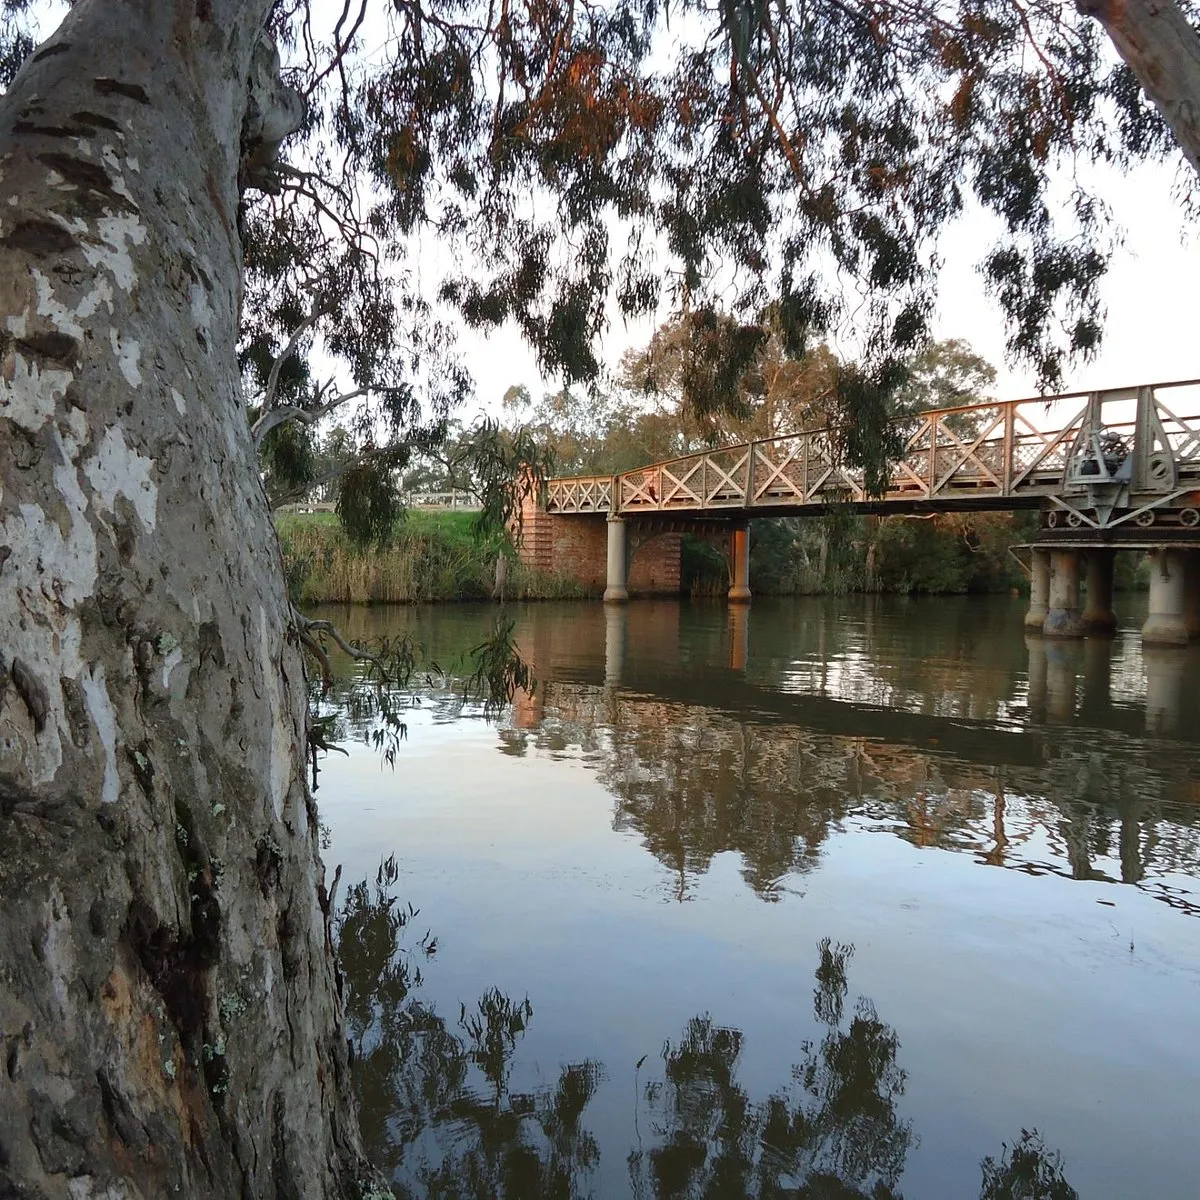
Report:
683,512,1148,597
276,510,586,604
280,509,1149,605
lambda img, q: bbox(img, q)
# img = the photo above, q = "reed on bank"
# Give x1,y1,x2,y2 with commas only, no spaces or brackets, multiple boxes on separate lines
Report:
276,510,586,605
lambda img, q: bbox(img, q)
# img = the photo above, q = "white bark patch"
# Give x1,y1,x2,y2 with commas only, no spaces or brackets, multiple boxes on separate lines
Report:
40,888,77,1021
260,606,291,818
160,645,183,690
32,268,84,339
81,665,120,804
0,439,101,784
52,459,98,608
0,442,98,610
67,1177,137,1200
81,214,146,294
77,274,114,322
1,354,73,433
171,387,186,414
62,407,89,458
107,328,141,387
83,424,157,529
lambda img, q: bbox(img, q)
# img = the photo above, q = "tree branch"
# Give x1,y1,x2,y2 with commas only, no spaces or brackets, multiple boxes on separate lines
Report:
1078,0,1200,181
262,305,330,414
269,443,397,509
252,387,368,449
294,610,387,671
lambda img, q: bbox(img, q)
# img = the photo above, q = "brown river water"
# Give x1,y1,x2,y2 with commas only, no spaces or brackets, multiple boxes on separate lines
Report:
313,594,1200,1199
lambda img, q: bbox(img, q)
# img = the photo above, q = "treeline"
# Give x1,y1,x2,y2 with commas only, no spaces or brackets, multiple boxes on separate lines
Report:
684,511,1036,597
686,511,1147,597
279,509,1147,605
281,333,1150,604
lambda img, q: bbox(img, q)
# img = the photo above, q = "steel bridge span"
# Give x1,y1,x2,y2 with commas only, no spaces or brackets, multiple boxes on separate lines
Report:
521,380,1200,645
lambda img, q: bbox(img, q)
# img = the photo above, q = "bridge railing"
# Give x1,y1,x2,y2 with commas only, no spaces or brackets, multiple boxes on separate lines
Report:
545,380,1200,517
544,475,613,513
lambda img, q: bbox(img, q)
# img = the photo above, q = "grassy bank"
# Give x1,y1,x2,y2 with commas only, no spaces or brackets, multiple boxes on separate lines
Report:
276,510,587,605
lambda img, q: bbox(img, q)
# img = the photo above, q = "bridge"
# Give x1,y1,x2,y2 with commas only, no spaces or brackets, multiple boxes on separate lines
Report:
517,380,1200,646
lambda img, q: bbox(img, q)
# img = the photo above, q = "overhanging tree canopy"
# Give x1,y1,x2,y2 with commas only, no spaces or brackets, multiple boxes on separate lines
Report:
10,0,1191,525
2,0,1199,1196
285,0,1200,498
256,0,1195,449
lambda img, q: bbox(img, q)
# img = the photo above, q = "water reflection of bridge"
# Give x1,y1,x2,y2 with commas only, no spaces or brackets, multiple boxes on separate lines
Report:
521,382,1200,646
509,601,1200,906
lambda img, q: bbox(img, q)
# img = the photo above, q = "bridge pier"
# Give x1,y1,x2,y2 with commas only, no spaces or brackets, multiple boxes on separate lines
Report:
603,515,628,603
728,525,752,604
1142,549,1189,646
1043,550,1083,638
1081,549,1117,636
1185,551,1200,640
1024,548,1050,632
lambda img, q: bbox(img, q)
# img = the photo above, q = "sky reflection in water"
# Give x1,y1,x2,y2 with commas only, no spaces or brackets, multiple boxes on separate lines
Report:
316,595,1200,1199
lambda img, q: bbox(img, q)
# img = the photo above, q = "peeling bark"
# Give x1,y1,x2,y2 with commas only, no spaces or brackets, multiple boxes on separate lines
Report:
1079,0,1200,180
0,2,379,1196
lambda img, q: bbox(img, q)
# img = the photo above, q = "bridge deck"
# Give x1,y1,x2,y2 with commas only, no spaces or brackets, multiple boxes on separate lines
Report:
546,380,1200,532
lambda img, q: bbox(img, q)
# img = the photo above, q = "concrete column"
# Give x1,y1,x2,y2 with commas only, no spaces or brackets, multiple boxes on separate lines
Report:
603,516,628,603
1043,549,1083,638
1142,549,1188,646
728,525,752,604
1081,549,1117,636
1025,548,1050,632
1144,645,1185,734
728,601,749,671
1184,550,1200,640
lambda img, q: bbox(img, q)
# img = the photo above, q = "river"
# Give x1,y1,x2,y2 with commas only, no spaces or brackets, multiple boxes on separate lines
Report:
313,594,1200,1199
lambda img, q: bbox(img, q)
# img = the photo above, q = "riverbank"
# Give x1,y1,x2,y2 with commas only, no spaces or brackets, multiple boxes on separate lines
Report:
279,510,1149,604
276,511,586,604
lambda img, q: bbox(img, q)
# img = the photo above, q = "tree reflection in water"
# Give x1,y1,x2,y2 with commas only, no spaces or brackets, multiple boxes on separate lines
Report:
629,938,910,1199
337,869,1078,1199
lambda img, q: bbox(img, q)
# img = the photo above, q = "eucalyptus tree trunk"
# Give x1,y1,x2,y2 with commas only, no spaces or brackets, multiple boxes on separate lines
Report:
0,3,377,1196
1080,0,1200,181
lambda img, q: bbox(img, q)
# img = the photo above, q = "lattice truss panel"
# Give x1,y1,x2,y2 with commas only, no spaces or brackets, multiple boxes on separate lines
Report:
543,383,1200,516
546,476,612,513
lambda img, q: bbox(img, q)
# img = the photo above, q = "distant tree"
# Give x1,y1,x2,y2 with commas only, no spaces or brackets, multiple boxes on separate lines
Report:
900,339,999,414
619,315,844,443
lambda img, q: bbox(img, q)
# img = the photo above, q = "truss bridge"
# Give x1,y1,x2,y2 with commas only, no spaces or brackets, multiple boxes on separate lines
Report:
518,380,1200,647
545,380,1200,529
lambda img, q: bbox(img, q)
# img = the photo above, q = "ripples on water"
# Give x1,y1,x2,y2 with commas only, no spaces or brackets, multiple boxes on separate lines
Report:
315,595,1200,1199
